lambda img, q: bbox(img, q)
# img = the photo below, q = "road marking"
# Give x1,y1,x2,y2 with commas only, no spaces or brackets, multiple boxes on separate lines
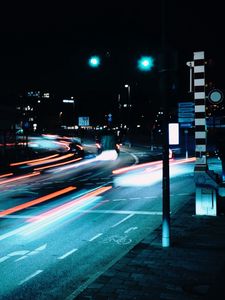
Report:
57,248,78,260
0,250,29,263
113,198,127,201
15,244,47,261
19,270,43,285
80,209,162,216
111,214,134,228
88,233,103,241
130,197,140,200
124,226,138,234
0,211,161,242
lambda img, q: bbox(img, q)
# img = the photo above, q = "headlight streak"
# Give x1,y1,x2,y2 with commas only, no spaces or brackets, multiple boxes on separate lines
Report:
22,197,103,236
113,157,196,187
27,186,112,223
21,186,112,236
0,186,76,217
0,171,40,186
112,160,161,175
49,156,98,173
97,150,118,161
10,154,59,167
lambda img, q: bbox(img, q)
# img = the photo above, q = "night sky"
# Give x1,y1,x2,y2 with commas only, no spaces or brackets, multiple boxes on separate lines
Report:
0,1,224,118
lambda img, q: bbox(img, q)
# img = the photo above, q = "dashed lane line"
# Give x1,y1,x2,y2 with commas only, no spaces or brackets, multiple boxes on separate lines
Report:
19,270,43,286
111,214,134,228
57,249,78,260
88,233,103,242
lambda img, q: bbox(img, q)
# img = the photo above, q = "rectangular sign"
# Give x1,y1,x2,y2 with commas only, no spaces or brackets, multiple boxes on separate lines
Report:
178,107,194,113
178,113,194,118
178,117,194,123
78,116,89,126
178,102,194,107
169,123,179,145
180,123,193,128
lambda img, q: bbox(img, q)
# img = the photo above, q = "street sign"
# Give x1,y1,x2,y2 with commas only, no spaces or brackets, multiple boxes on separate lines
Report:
78,116,89,126
208,89,224,104
178,107,194,112
178,102,194,107
178,117,194,123
178,112,194,118
180,123,193,128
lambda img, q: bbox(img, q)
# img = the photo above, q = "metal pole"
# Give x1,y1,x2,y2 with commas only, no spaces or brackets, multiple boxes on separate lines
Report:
185,129,188,159
161,0,170,248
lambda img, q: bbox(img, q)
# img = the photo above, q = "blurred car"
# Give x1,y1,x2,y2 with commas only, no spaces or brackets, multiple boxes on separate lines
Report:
69,141,85,157
96,133,120,156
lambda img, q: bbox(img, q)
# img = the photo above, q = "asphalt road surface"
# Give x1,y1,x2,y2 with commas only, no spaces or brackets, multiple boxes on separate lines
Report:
0,143,195,299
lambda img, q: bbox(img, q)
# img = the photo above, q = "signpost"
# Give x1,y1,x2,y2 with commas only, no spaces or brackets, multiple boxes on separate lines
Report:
178,102,194,158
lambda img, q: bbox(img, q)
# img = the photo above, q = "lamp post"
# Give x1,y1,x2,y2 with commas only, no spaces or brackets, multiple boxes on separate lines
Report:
124,84,131,130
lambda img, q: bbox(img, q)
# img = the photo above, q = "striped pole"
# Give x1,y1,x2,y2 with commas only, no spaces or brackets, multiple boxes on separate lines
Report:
193,51,207,169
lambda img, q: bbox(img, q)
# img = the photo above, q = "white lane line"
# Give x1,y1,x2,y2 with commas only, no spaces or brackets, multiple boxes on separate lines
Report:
144,196,158,199
0,250,30,263
129,197,140,200
80,209,162,216
57,248,78,260
113,198,127,201
19,270,43,285
88,233,103,242
15,244,47,261
111,214,134,228
124,226,138,234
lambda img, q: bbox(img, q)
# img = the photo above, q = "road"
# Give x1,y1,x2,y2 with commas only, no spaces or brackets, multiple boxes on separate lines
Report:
0,142,196,299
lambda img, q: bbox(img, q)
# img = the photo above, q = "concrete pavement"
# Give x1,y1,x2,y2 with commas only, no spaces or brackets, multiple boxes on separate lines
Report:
73,158,225,300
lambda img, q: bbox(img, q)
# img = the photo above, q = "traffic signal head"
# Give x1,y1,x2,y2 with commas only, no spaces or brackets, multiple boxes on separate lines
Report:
88,56,101,68
137,56,154,71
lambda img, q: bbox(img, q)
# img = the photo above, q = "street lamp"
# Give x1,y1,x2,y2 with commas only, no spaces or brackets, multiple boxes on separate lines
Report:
137,56,154,71
124,84,131,105
88,55,101,68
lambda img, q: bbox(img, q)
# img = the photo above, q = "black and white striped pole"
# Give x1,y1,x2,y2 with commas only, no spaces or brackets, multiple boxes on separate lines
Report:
187,51,218,216
193,51,207,169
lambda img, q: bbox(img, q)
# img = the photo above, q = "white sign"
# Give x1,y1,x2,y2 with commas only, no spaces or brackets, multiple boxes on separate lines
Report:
169,123,179,145
78,117,89,126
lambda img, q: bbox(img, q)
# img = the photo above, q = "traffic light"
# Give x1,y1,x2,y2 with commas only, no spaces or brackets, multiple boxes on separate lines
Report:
137,56,154,71
88,55,101,68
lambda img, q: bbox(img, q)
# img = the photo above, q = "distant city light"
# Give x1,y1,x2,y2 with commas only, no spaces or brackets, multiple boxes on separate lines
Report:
63,99,74,103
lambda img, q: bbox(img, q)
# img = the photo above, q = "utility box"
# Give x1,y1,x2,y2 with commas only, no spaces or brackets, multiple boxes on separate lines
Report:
194,168,219,216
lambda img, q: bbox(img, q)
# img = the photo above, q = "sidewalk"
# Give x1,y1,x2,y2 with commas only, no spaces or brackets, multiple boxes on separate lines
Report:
74,159,225,300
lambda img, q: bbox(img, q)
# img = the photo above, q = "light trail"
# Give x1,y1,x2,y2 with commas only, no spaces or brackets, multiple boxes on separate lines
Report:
112,160,164,175
113,157,196,175
0,171,40,185
34,157,82,171
10,154,59,166
0,173,14,179
20,186,112,236
0,186,76,218
28,186,112,223
28,153,74,166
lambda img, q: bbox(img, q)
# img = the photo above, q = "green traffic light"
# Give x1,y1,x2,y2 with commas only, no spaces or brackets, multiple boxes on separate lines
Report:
137,56,154,71
88,56,101,68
